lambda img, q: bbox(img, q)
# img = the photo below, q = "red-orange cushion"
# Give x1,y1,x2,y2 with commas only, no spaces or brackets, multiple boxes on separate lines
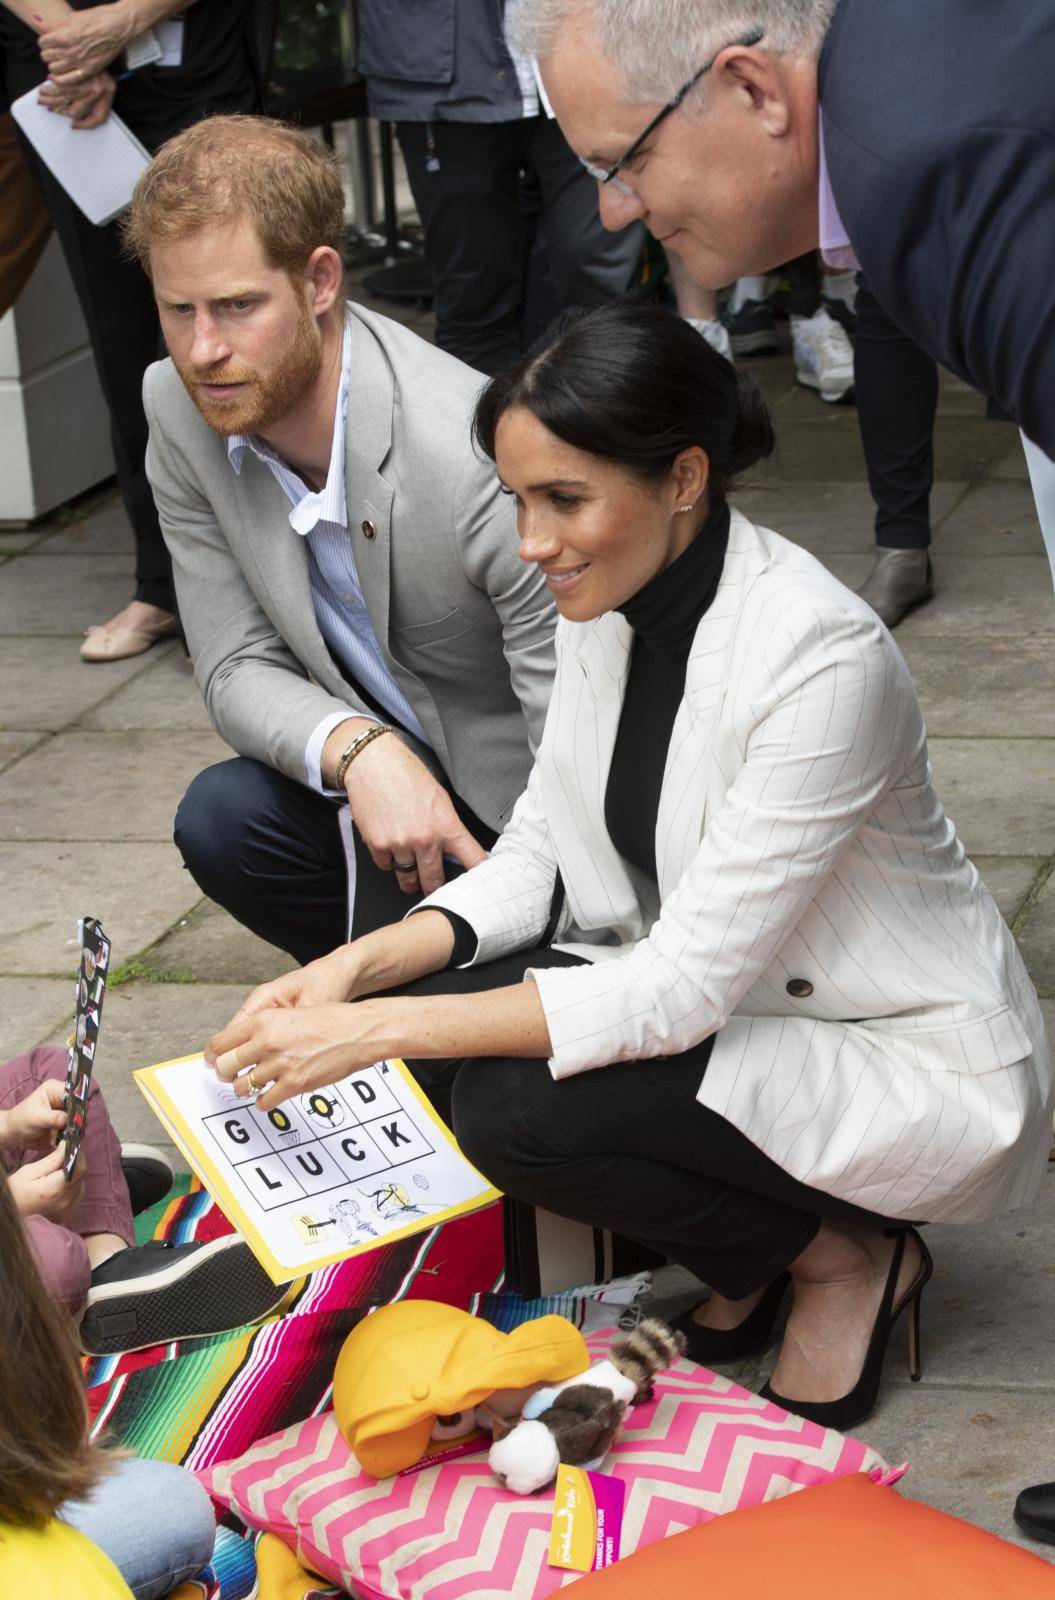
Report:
570,1473,1055,1598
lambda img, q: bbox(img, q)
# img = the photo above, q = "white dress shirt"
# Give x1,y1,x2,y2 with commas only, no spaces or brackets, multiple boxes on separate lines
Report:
226,318,430,792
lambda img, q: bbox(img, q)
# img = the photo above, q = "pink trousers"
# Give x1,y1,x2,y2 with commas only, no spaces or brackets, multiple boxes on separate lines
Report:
0,1046,135,1313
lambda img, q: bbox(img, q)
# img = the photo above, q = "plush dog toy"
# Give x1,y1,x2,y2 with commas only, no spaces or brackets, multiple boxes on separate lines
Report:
488,1319,686,1494
332,1300,590,1477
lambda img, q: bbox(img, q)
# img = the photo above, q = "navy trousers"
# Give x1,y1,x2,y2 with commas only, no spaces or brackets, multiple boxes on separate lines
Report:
174,757,495,966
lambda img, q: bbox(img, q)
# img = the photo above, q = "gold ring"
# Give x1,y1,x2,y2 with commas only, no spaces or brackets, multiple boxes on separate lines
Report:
245,1066,258,1094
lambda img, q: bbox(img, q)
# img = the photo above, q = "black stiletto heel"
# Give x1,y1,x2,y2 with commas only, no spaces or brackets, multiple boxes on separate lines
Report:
671,1271,791,1365
758,1227,933,1431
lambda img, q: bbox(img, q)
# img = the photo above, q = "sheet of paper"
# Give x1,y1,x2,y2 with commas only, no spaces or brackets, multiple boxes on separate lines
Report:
135,1053,501,1283
155,19,184,66
9,88,150,226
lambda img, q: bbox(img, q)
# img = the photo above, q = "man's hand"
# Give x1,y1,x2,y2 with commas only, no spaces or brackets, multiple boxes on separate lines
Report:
345,736,487,896
37,1,136,79
8,1145,85,1221
0,1079,68,1151
39,70,116,128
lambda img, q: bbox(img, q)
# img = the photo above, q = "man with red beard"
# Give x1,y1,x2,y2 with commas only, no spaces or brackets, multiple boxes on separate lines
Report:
127,116,557,963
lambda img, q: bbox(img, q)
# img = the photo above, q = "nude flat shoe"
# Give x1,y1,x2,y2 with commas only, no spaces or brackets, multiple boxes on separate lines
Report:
80,615,179,662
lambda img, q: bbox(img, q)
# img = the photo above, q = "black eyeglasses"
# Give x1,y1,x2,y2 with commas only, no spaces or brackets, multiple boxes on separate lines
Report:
581,27,765,193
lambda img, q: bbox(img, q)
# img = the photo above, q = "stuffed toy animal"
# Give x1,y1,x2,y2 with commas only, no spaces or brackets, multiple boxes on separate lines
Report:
489,1319,686,1495
332,1300,590,1476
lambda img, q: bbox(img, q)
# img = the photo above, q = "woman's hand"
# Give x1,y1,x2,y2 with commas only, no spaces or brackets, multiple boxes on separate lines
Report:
39,70,117,128
225,946,366,1033
37,2,136,79
9,1145,85,1221
206,1002,389,1112
0,1079,68,1151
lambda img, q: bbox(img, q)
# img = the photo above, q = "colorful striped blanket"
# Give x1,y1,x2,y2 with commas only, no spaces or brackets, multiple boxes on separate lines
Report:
86,1179,639,1598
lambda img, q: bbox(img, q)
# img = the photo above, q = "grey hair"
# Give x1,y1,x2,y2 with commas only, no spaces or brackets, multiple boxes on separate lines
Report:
510,0,839,105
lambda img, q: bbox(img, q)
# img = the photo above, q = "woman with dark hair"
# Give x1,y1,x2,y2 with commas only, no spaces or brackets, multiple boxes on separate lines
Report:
205,299,1051,1431
0,1169,216,1596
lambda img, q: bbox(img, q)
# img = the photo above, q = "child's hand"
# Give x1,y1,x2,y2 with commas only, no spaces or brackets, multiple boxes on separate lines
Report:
0,1079,68,1151
8,1145,85,1221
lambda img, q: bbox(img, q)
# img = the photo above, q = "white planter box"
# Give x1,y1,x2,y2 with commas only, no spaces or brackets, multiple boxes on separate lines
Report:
0,234,115,524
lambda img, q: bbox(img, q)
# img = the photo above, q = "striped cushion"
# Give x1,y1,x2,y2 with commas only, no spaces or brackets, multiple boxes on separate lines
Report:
202,1331,895,1599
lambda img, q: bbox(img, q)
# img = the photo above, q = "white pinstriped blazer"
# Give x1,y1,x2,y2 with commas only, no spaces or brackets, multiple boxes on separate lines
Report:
422,510,1052,1224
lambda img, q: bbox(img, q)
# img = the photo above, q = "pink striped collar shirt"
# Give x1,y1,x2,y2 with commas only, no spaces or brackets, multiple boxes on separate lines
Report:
818,112,861,271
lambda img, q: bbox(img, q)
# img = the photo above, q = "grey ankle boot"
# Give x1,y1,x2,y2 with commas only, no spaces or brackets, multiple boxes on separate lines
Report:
856,548,934,628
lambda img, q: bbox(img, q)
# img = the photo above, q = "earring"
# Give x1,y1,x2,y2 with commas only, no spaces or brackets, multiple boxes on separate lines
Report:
678,503,695,513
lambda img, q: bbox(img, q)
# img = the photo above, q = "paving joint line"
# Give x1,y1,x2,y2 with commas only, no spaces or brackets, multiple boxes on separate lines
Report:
1011,858,1055,939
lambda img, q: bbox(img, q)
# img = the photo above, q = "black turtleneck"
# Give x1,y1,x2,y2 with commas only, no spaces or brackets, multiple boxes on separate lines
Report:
432,499,730,967
604,500,731,883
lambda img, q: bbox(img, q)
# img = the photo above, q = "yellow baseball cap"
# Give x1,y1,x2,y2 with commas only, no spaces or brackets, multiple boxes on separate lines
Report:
333,1300,590,1477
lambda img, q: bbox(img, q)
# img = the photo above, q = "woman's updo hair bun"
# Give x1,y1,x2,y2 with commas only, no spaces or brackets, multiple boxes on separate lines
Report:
729,366,776,480
473,297,775,500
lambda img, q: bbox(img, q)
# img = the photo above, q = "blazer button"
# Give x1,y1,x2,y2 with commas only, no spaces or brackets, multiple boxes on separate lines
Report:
361,519,377,540
786,978,814,999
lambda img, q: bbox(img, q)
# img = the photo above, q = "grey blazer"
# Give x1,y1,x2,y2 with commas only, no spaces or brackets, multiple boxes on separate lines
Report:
143,303,557,832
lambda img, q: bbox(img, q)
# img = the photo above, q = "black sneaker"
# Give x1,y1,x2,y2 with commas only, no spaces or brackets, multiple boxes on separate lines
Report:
721,297,779,356
79,1235,288,1355
120,1143,176,1217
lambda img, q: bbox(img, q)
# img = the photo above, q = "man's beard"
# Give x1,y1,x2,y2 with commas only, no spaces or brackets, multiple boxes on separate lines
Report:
174,301,323,437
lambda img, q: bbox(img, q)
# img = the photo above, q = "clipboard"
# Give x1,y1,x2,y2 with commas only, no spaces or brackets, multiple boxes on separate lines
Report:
135,1053,501,1283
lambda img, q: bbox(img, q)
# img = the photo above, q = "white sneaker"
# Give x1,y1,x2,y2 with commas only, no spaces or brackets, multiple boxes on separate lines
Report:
791,307,855,403
684,316,734,363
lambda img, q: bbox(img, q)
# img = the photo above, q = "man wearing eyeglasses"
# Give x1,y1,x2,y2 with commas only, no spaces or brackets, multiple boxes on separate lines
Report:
512,0,1055,572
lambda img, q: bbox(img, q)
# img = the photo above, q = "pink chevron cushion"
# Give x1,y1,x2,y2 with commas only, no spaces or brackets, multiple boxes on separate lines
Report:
201,1331,896,1599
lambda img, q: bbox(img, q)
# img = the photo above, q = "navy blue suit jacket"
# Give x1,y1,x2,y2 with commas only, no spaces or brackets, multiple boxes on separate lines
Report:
820,0,1055,457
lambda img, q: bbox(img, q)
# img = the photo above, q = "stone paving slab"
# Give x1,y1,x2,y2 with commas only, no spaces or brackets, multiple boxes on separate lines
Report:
0,731,45,772
867,1388,1055,1555
927,739,1055,858
895,556,1055,641
0,636,172,732
0,727,230,841
0,552,135,636
878,1173,1055,1396
146,898,290,987
0,530,50,555
971,857,1046,925
31,495,136,556
1017,879,1055,1000
896,636,1055,739
81,652,213,733
0,976,77,1060
942,480,1047,558
992,442,1032,481
738,479,967,554
0,841,204,981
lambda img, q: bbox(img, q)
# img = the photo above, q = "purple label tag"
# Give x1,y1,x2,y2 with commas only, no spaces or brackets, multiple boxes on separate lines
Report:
548,1464,626,1571
398,1434,490,1476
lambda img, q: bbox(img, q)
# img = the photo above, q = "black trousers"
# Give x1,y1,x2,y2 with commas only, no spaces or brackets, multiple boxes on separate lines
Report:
854,278,938,551
399,951,901,1301
174,757,495,966
0,28,255,608
396,116,645,375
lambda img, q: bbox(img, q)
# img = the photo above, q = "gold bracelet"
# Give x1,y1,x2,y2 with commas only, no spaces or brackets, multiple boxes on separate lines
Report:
334,724,396,787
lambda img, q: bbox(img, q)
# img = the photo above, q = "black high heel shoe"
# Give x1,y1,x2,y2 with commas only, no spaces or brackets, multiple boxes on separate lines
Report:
758,1227,933,1432
671,1272,791,1366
